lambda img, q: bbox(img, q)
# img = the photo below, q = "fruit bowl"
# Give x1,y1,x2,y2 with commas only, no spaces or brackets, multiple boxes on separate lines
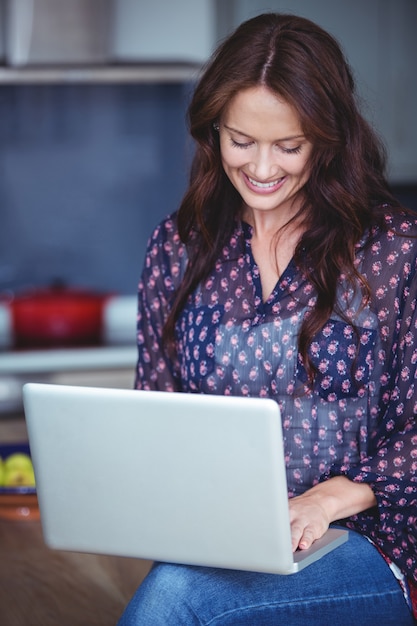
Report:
0,443,39,521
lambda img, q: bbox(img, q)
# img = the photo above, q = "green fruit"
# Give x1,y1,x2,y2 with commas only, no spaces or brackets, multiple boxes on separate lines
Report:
4,452,33,471
4,453,36,487
0,458,4,486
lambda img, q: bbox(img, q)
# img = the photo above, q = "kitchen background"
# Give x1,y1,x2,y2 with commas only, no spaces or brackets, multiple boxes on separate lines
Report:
0,0,416,413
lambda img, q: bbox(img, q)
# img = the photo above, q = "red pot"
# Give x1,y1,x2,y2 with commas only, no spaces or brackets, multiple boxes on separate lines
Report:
10,285,110,348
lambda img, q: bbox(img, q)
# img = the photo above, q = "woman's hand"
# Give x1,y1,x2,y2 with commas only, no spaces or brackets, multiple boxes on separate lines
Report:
288,476,377,552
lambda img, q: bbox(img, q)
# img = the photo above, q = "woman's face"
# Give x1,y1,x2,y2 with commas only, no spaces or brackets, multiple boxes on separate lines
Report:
219,86,313,224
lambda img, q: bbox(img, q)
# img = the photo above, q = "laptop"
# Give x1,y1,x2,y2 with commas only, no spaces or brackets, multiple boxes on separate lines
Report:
23,383,348,575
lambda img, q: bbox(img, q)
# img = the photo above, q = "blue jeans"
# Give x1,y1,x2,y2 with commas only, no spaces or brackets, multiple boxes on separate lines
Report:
117,531,414,625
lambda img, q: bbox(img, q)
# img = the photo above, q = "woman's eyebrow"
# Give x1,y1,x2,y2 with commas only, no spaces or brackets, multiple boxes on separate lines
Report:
223,124,305,142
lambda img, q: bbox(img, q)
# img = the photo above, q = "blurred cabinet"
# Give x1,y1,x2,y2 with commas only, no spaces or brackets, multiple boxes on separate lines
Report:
0,0,215,78
2,0,112,66
111,0,215,64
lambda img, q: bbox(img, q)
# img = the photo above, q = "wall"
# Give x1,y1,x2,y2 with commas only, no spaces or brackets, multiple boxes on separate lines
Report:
0,82,193,295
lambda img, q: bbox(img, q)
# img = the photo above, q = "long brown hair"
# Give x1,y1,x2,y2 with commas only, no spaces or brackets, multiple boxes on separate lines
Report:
163,12,401,381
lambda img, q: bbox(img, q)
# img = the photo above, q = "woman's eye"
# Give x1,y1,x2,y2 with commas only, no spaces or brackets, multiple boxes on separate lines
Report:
230,139,253,149
281,145,302,154
229,138,302,154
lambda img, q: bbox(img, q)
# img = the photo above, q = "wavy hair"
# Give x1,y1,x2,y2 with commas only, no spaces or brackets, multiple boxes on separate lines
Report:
163,12,401,381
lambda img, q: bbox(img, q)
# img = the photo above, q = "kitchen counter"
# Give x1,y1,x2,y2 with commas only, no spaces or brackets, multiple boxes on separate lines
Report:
0,345,137,414
0,345,137,375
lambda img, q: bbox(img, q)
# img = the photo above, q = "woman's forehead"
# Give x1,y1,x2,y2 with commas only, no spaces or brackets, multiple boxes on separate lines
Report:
222,86,304,140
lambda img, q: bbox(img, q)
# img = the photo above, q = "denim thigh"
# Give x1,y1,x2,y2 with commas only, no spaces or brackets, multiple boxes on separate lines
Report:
117,531,415,626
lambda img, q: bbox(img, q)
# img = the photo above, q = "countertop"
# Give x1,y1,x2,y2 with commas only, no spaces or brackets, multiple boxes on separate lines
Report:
0,345,137,375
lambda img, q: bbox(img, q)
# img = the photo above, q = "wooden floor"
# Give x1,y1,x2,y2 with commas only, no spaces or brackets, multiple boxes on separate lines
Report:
0,413,152,626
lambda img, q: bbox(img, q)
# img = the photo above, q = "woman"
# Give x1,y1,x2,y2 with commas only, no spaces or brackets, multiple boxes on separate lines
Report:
118,13,417,625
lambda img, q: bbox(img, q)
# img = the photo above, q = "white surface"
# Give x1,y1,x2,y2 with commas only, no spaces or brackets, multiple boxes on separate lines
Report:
24,384,348,573
103,295,137,345
0,303,12,350
0,345,137,374
0,64,202,84
111,0,215,63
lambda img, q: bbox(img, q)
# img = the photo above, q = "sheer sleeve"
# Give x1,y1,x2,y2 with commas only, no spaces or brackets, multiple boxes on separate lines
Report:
134,213,187,392
324,214,417,581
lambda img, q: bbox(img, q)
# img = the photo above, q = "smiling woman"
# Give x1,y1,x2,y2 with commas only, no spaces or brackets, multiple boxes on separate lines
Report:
118,12,417,626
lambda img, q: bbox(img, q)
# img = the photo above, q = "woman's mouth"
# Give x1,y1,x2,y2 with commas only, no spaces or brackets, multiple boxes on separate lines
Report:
244,173,286,193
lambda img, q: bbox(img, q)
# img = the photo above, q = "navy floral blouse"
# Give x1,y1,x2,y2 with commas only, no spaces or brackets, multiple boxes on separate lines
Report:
135,210,417,610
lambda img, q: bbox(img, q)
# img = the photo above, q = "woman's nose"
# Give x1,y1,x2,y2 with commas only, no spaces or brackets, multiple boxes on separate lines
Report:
248,147,279,180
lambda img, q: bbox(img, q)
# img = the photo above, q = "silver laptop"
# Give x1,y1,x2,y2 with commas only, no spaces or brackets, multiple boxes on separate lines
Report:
23,383,348,575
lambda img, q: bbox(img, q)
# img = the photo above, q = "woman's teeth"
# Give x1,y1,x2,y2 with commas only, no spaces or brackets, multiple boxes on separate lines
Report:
248,176,282,188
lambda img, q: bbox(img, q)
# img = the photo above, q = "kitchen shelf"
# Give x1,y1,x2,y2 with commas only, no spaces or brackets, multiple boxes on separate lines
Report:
0,345,137,374
0,63,202,84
